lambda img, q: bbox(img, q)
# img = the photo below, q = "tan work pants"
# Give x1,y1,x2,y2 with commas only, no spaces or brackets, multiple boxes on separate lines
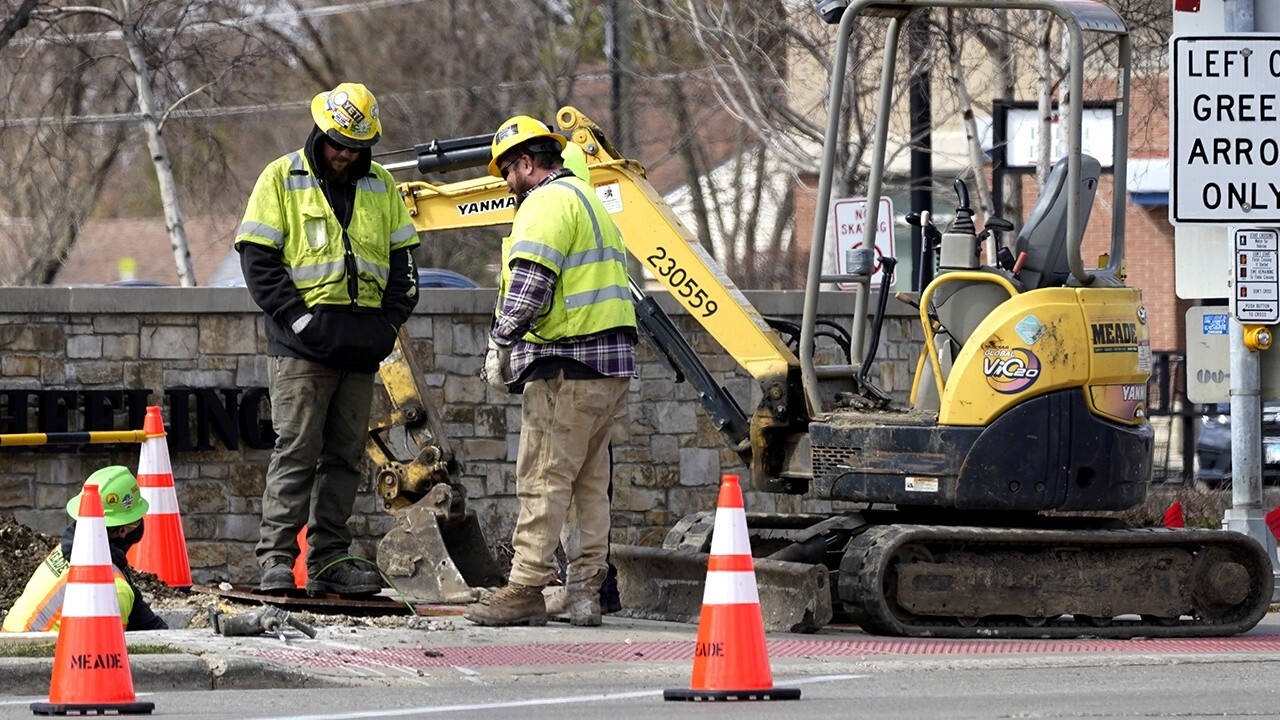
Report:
509,373,629,589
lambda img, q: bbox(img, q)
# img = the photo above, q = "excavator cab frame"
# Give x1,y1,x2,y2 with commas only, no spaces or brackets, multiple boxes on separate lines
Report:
803,0,1132,413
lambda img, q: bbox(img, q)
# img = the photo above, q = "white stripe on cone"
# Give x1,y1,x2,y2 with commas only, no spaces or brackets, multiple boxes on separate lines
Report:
62,582,121,618
703,570,762,605
68,517,111,567
139,438,173,475
139,486,180,514
708,507,752,555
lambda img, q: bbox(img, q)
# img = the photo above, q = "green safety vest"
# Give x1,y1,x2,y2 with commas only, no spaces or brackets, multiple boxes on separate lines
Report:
498,176,635,342
235,151,418,308
2,546,132,633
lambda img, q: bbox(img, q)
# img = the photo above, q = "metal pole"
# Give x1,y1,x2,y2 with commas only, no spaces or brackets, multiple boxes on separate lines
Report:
1220,0,1277,588
909,15,933,290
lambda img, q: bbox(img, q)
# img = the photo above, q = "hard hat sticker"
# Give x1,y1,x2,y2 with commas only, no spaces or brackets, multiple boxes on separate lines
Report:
495,124,520,143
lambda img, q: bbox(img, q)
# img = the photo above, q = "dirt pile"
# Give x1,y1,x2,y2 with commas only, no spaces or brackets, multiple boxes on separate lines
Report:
0,516,429,631
0,516,59,615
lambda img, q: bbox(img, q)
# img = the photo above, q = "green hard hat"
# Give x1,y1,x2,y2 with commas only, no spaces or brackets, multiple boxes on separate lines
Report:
66,466,149,527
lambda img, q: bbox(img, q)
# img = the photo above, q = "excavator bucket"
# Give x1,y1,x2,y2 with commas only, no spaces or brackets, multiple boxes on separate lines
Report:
377,489,505,604
370,330,506,604
611,544,831,633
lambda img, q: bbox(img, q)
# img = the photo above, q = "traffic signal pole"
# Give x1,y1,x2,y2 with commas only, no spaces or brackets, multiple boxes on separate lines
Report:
1220,0,1279,592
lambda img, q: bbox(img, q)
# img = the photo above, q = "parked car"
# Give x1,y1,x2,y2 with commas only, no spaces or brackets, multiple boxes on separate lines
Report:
416,268,480,289
1194,403,1280,487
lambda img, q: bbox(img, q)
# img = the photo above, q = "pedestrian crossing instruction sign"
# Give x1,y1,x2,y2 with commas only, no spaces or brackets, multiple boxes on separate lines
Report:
1232,227,1280,323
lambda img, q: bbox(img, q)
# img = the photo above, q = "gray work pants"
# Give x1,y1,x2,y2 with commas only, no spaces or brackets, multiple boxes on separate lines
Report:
255,355,374,573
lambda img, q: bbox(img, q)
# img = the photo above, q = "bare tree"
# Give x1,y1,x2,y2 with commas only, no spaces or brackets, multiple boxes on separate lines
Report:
0,0,40,49
1,0,279,286
247,0,603,281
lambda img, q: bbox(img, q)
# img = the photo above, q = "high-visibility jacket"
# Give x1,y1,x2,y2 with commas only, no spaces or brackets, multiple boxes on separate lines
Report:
235,150,418,309
2,546,132,633
499,175,635,342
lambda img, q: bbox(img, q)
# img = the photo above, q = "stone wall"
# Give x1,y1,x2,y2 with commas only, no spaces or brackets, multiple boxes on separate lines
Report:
0,287,918,586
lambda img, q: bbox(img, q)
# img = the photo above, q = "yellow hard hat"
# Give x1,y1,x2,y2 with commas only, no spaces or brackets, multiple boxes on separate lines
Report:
66,466,149,527
311,82,381,149
488,115,567,177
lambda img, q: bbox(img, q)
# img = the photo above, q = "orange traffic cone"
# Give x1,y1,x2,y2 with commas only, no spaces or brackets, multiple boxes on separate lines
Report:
1163,501,1185,529
126,406,192,588
31,482,154,715
293,528,309,589
664,474,800,702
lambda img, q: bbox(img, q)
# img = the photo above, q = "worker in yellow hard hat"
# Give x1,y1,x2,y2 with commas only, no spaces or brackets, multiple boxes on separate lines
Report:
234,82,420,597
465,115,636,628
3,466,168,632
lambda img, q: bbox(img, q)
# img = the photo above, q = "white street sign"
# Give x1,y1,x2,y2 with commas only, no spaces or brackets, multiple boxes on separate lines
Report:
1171,35,1280,224
1231,227,1280,323
833,197,895,289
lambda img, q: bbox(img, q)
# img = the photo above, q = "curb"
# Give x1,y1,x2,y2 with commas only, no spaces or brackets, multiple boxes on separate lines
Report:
0,654,347,697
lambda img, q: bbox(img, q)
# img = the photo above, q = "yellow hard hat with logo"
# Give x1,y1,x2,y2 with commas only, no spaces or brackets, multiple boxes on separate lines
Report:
311,82,381,149
66,466,149,527
488,115,567,177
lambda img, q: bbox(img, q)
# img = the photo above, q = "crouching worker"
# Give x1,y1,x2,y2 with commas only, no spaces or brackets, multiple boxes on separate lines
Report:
2,466,169,633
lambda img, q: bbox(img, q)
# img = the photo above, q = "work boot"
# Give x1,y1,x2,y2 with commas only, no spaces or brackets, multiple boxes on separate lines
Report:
464,582,547,626
310,559,382,597
544,586,602,626
258,558,296,594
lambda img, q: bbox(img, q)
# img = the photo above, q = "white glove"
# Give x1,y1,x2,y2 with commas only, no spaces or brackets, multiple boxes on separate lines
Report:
483,338,513,391
290,313,313,334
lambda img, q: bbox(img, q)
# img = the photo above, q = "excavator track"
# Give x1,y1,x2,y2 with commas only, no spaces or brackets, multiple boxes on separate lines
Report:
838,525,1273,639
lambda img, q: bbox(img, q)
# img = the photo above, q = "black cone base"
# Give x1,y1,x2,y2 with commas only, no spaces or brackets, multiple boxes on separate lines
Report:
663,687,801,701
31,700,155,715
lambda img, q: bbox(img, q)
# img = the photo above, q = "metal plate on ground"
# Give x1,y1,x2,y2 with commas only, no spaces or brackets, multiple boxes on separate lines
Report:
192,584,466,617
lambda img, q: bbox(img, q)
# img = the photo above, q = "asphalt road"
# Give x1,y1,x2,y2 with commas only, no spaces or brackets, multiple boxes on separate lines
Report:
6,612,1280,719
3,658,1279,720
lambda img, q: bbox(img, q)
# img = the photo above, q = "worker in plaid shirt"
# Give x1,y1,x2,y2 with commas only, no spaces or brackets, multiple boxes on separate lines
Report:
467,115,636,628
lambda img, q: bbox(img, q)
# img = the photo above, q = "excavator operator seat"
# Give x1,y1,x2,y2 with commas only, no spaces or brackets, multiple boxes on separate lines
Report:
1013,154,1101,290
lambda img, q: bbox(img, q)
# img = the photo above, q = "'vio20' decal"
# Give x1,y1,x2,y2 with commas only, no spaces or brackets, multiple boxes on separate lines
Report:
983,347,1041,394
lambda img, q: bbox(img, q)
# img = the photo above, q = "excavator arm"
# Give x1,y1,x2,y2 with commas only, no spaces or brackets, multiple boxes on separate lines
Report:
370,110,815,606
393,107,812,491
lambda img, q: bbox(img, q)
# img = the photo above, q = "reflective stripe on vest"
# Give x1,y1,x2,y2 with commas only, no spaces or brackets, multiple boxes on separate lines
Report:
501,176,635,342
234,149,418,309
1,547,131,633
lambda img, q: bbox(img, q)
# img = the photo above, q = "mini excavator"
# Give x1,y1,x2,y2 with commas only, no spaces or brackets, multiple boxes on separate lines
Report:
370,0,1274,638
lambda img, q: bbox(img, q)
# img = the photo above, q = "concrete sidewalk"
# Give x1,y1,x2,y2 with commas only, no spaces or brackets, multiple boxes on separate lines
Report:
8,612,1280,697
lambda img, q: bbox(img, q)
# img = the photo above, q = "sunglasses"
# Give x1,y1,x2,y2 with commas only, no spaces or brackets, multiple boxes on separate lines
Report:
325,136,361,155
499,154,522,181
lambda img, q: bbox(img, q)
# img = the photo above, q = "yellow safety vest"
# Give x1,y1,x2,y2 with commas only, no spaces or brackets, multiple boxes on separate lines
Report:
499,176,636,342
234,151,419,308
2,547,132,633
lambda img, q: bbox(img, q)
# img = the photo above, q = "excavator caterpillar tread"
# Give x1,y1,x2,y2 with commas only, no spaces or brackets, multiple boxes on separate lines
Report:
839,525,1273,639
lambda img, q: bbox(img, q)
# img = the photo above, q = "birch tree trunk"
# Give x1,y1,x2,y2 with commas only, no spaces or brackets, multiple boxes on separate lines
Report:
119,0,195,286
1035,11,1053,187
945,10,994,219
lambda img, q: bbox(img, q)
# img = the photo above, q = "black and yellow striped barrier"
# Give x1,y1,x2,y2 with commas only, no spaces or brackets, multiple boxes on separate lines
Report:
0,430,152,447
